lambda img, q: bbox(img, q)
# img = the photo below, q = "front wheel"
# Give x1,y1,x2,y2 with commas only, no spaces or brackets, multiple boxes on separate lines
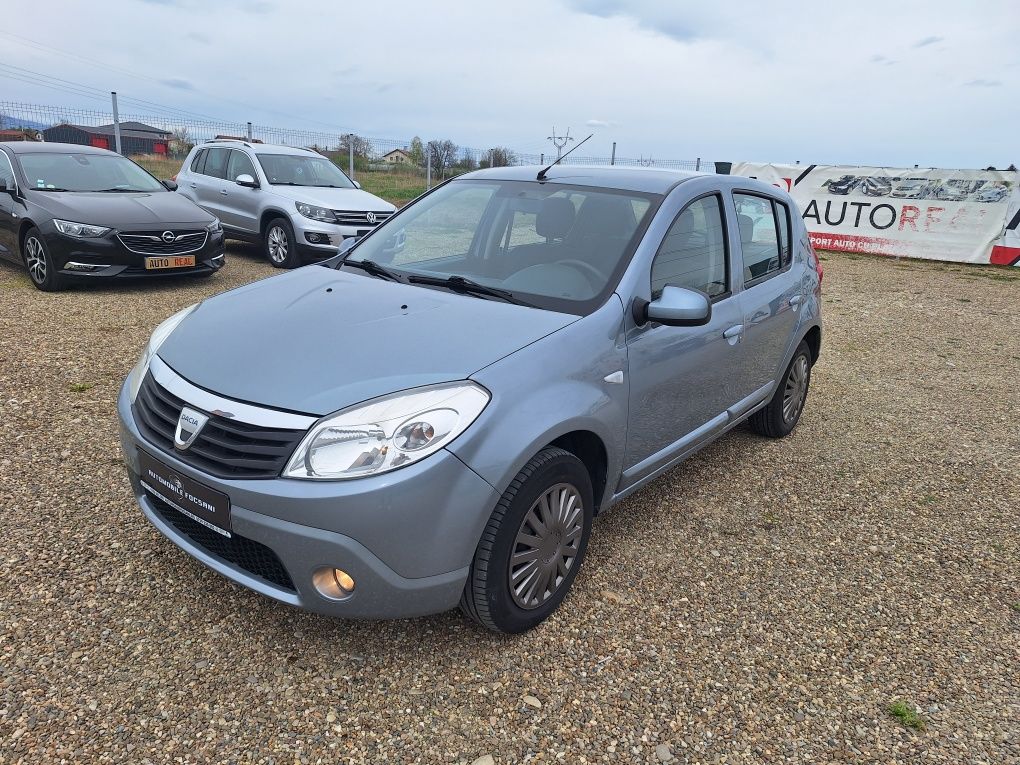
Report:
23,227,64,292
749,341,812,438
263,217,300,269
460,447,593,633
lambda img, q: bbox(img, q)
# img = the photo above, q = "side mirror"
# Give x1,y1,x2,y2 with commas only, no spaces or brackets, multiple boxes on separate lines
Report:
353,180,361,189
162,179,178,191
235,174,258,188
636,285,712,327
338,237,358,256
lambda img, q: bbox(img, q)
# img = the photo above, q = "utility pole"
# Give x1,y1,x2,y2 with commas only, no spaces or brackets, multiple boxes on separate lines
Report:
110,92,122,155
547,126,573,161
348,135,354,180
610,142,616,166
246,121,253,142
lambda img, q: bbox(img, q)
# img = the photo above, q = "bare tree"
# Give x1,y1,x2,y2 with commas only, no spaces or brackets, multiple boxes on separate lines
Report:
169,126,194,159
426,139,459,179
337,133,373,158
484,147,518,168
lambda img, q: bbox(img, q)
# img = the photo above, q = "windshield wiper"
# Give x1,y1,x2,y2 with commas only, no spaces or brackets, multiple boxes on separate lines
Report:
33,187,71,192
407,274,534,307
95,188,139,193
341,259,402,281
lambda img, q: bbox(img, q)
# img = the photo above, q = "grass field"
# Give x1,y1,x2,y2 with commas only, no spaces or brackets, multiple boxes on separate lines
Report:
131,153,428,206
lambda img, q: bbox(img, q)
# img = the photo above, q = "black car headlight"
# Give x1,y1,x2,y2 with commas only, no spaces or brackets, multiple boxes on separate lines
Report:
53,219,111,239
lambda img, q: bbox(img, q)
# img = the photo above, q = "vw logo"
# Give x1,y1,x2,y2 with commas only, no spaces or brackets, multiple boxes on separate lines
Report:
161,230,176,243
366,212,376,225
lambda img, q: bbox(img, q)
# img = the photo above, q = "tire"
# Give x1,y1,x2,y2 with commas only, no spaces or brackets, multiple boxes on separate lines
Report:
22,227,65,292
749,341,812,438
263,217,300,269
460,447,594,633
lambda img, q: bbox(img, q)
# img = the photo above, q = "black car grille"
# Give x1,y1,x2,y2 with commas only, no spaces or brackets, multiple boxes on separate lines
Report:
118,230,208,255
332,210,392,227
132,372,306,479
148,493,295,591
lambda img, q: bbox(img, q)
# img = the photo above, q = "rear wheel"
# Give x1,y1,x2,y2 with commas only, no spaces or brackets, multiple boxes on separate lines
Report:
23,227,64,292
749,341,812,438
460,447,593,633
263,217,300,269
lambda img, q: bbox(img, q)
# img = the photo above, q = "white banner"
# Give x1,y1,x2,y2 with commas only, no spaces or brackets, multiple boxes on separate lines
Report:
730,163,1020,266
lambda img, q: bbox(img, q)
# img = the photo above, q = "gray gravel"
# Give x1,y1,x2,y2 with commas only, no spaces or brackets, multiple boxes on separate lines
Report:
1,246,1018,764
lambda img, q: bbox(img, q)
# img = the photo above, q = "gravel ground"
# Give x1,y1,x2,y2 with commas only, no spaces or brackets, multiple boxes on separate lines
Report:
1,246,1018,764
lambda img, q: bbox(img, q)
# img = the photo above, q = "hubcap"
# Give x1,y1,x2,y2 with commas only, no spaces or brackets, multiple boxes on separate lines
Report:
267,226,288,263
25,237,47,283
782,355,809,423
509,483,584,610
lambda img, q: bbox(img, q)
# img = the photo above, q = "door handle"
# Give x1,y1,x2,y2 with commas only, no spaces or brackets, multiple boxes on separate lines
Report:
189,183,197,189
219,189,228,196
790,294,804,307
723,325,744,340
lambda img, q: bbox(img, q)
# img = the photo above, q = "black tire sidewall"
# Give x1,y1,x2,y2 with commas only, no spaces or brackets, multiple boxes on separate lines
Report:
23,228,62,292
264,217,299,269
770,344,812,436
481,452,594,633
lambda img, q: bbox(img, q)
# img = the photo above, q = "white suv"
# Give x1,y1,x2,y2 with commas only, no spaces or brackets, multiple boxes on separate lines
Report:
175,140,396,268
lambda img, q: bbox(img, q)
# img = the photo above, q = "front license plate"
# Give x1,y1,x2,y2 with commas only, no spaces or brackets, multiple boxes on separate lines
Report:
145,255,196,270
138,449,232,536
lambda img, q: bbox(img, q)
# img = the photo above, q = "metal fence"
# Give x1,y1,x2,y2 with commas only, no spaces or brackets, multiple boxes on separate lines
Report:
0,100,709,182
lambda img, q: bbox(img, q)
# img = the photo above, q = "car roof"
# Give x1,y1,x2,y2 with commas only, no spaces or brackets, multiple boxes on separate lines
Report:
0,141,116,155
199,140,318,157
461,165,707,194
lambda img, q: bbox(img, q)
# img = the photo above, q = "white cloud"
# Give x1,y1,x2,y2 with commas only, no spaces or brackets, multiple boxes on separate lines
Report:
1,0,1017,168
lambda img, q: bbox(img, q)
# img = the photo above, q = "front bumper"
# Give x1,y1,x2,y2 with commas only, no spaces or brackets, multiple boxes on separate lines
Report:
117,380,499,619
42,223,226,280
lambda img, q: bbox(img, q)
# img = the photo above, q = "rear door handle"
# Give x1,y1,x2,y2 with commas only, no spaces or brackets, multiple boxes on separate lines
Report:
723,325,744,340
219,189,229,196
790,294,804,307
189,183,197,188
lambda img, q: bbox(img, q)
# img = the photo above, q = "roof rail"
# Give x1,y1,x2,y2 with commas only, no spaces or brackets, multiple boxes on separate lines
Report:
203,138,251,147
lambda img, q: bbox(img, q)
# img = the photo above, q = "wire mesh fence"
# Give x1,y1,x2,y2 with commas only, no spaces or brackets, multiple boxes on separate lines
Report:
0,100,708,168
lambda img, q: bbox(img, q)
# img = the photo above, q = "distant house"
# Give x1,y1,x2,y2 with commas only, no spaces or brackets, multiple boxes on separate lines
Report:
0,128,43,142
381,148,412,165
42,120,171,155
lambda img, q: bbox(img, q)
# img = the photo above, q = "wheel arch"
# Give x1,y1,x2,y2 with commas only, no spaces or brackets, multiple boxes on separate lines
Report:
17,219,39,259
548,430,609,514
802,324,822,364
259,208,292,237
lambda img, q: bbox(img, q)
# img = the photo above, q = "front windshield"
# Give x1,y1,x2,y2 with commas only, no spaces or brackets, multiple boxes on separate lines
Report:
346,179,660,313
256,154,355,188
19,152,165,192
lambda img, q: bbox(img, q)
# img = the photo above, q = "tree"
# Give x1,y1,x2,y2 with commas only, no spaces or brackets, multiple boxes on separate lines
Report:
456,148,477,172
169,126,194,159
408,136,424,168
425,139,458,179
337,133,373,159
482,146,518,168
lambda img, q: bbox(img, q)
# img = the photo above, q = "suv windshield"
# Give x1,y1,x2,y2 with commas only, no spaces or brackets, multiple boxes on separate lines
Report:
346,179,661,314
18,152,165,192
256,154,355,188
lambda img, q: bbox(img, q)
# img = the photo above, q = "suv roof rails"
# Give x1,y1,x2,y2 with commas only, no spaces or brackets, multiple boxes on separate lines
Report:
203,138,251,148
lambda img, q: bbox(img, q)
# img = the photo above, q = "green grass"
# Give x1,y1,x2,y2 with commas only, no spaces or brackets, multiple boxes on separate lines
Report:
69,382,95,393
887,701,926,730
1011,602,1020,612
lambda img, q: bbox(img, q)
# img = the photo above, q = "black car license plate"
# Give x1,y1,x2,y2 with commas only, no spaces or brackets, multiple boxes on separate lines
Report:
138,449,232,536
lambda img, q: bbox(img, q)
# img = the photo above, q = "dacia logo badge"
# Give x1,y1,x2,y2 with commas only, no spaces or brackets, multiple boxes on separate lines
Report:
174,407,209,450
161,230,176,243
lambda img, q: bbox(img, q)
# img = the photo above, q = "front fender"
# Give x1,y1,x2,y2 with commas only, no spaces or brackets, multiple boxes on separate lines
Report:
449,296,629,509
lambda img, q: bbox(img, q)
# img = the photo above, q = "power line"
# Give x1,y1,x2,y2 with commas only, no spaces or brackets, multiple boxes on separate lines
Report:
547,126,574,160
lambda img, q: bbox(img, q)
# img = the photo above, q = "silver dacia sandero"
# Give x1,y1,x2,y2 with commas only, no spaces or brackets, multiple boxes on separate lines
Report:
118,165,823,633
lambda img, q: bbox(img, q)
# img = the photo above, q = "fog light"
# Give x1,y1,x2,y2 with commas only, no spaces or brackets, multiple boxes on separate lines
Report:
64,261,110,273
312,567,356,600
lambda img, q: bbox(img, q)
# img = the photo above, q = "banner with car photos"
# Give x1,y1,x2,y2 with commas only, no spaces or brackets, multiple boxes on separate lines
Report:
729,163,1020,267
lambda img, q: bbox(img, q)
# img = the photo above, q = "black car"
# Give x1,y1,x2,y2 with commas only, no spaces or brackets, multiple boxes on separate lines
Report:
827,175,860,195
0,142,224,291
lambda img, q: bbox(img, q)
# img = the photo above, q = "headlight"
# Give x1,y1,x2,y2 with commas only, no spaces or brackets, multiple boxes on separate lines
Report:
284,382,490,480
295,202,337,223
53,219,111,238
207,218,222,233
126,304,200,402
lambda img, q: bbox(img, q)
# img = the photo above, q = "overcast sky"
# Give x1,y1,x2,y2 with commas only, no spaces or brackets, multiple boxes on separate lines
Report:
2,0,1018,168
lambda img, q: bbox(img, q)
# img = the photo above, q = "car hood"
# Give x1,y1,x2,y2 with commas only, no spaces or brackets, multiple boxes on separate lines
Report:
265,185,396,212
27,190,215,229
157,265,578,416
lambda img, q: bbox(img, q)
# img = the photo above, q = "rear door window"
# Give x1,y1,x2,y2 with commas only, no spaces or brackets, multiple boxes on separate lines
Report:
202,148,230,180
189,149,206,174
734,193,791,283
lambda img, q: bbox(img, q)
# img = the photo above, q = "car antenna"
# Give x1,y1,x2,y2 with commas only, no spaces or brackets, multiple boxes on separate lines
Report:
536,133,594,181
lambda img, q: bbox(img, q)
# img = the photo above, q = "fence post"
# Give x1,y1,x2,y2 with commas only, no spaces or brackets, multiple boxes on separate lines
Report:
348,136,354,180
611,142,616,166
110,92,122,155
246,122,253,142
540,153,544,165
426,147,432,190
695,157,701,171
